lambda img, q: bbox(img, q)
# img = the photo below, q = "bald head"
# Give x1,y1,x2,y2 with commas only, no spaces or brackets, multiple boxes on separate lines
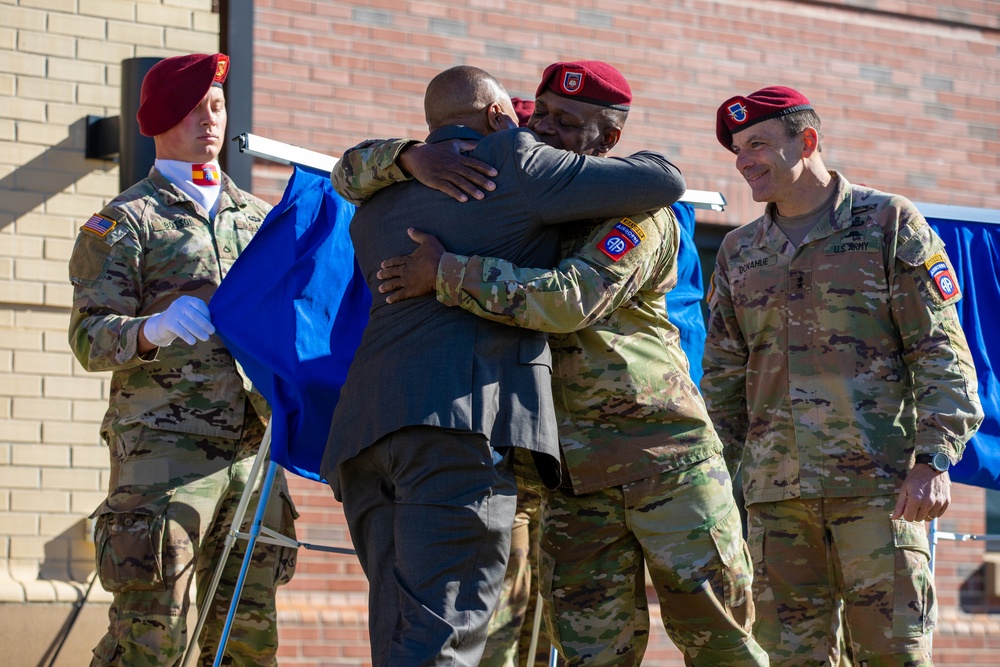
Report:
424,66,516,135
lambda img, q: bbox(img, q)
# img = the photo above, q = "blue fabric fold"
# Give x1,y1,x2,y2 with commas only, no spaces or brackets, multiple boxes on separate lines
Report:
210,165,369,482
667,202,707,385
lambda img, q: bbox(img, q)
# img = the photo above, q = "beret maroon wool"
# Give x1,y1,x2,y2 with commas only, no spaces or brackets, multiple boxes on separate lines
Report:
716,85,813,152
137,53,230,137
510,97,535,127
535,61,631,111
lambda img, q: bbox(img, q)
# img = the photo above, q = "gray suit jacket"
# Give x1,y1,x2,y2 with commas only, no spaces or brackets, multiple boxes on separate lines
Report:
321,126,685,490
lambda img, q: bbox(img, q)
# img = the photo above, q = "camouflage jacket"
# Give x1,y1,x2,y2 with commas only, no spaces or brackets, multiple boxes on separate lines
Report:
332,139,717,494
701,172,983,505
437,209,723,494
68,168,271,440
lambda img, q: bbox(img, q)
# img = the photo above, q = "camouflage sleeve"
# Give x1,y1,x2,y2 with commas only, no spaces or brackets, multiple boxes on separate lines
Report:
889,200,983,462
435,211,669,334
700,245,750,479
67,211,153,372
330,138,419,205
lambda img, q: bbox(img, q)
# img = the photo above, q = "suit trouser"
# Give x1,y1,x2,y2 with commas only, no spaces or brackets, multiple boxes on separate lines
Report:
90,412,298,667
338,425,518,667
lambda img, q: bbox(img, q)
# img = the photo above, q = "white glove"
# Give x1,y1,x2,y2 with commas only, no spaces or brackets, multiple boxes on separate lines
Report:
142,296,216,347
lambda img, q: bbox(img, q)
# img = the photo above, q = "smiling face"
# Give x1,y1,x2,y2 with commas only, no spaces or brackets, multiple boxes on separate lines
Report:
527,91,620,156
731,117,809,209
154,86,227,163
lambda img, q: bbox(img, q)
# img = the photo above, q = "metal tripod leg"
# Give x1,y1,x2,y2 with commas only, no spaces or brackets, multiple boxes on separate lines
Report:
527,590,560,667
179,422,273,667
211,459,281,666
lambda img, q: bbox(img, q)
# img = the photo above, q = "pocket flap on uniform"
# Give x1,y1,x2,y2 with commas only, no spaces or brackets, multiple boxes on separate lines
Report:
892,519,931,559
92,494,173,594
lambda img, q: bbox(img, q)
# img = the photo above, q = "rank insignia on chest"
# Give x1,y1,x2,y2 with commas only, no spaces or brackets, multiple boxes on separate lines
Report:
924,253,960,301
598,217,644,262
81,213,117,237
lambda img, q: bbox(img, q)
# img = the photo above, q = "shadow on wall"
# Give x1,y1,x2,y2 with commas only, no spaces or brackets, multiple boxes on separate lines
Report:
40,517,96,585
0,117,116,231
959,558,1000,614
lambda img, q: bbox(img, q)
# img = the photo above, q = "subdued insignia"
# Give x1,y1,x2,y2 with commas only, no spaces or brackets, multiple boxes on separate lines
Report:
81,213,116,237
924,253,960,301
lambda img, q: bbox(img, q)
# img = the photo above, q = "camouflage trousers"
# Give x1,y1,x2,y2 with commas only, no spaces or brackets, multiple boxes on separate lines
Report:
482,478,553,667
90,409,298,667
539,453,767,666
746,495,934,666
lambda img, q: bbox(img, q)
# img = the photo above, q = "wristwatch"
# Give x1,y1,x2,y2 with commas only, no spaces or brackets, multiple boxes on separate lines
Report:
915,452,951,473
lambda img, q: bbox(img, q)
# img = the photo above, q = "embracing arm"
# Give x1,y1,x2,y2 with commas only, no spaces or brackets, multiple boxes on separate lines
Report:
433,210,673,333
331,138,499,204
518,141,686,225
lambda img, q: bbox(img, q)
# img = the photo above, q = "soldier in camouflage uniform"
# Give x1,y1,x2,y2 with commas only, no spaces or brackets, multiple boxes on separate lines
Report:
333,61,767,667
703,86,984,666
67,53,297,667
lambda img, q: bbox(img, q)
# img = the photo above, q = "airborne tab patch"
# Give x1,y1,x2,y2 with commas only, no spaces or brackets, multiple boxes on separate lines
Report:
924,253,960,301
598,217,645,262
81,213,117,237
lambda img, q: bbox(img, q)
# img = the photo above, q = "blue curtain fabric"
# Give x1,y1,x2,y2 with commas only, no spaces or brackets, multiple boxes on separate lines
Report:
210,166,369,482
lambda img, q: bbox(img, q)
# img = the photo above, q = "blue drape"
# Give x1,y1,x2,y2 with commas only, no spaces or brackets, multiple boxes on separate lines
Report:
928,217,1000,490
667,202,707,384
210,166,369,482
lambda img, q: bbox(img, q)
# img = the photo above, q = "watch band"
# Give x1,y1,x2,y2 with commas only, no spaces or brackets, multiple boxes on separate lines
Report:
915,452,950,472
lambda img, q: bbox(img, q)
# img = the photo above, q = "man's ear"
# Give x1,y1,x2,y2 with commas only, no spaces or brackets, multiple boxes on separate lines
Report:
595,127,621,156
801,127,820,157
487,103,518,132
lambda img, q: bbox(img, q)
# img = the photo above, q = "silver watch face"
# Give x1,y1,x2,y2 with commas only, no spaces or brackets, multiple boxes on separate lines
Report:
931,452,950,472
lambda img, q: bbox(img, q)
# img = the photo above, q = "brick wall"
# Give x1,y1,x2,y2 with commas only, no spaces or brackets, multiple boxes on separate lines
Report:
0,0,222,645
2,0,999,665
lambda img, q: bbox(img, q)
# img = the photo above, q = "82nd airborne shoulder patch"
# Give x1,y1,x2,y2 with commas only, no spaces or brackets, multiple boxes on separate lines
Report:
598,217,646,262
924,252,961,302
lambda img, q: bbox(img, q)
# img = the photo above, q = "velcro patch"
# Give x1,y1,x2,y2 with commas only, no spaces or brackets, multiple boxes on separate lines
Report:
924,253,960,301
81,214,116,237
597,217,645,262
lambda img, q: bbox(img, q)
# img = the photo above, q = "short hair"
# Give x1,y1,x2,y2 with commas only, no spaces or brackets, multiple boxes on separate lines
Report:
424,66,510,130
780,109,823,152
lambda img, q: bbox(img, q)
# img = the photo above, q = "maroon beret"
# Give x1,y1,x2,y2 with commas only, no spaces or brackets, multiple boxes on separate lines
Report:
137,53,230,137
510,97,535,127
536,61,631,111
716,85,813,152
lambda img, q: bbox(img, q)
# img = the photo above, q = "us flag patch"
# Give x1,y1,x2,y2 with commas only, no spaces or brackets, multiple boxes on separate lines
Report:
81,214,116,237
924,253,960,301
598,217,645,262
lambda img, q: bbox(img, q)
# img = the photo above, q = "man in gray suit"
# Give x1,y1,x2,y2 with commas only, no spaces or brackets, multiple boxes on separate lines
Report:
320,65,685,667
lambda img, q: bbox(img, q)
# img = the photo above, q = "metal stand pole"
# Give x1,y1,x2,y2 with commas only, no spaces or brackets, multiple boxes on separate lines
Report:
180,422,273,667
212,459,281,667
